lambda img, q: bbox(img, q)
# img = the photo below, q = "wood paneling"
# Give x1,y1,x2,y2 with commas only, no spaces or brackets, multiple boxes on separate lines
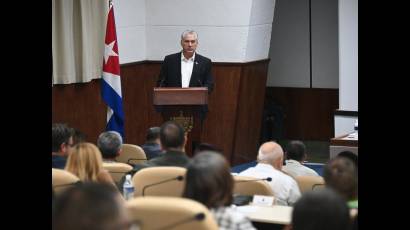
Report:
265,87,338,141
231,62,269,164
121,63,164,144
52,60,269,165
52,80,106,143
200,65,242,162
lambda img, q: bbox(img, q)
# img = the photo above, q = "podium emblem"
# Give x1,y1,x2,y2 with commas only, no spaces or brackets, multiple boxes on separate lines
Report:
170,111,193,133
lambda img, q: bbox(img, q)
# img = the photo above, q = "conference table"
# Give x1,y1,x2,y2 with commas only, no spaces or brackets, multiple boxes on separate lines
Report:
236,204,292,228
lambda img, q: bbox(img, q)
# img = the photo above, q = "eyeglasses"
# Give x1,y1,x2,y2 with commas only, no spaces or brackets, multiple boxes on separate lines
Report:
64,142,74,148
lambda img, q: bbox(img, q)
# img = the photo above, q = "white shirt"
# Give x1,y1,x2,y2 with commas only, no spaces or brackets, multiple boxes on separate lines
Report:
239,163,301,206
282,159,319,177
181,52,195,88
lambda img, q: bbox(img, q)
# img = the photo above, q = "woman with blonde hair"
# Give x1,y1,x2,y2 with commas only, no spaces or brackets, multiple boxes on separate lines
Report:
65,142,116,187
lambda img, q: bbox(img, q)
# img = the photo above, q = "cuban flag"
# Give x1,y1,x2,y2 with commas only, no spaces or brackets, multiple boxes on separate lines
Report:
101,2,124,138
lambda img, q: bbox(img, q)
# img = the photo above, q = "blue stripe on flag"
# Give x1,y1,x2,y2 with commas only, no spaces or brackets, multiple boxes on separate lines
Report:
101,79,124,137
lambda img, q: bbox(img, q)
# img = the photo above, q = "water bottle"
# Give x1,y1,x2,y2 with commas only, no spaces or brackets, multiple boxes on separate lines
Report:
123,174,134,200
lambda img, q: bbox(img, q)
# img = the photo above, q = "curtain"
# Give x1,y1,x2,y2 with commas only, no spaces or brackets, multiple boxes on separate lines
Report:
52,0,109,84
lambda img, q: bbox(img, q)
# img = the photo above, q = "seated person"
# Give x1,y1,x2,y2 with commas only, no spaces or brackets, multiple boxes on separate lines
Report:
65,143,117,188
337,150,358,168
53,182,134,230
52,123,74,169
239,141,301,206
282,140,319,177
97,131,123,162
141,127,163,160
323,156,358,212
183,151,256,230
136,121,190,169
283,188,351,230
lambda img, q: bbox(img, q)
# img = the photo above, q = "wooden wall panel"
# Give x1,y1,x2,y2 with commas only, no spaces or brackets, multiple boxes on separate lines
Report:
121,63,163,144
52,60,269,165
52,80,106,143
200,65,242,162
232,61,269,164
265,87,338,141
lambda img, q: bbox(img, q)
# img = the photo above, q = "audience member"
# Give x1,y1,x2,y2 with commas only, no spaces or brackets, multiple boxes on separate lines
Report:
97,131,123,162
282,140,319,177
138,121,190,168
121,121,191,182
65,143,116,188
337,150,358,168
239,141,301,206
284,188,351,230
53,182,134,230
323,156,358,210
141,126,163,160
52,123,74,169
183,151,256,230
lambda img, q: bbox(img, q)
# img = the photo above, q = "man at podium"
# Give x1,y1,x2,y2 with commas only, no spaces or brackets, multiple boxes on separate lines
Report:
157,30,214,93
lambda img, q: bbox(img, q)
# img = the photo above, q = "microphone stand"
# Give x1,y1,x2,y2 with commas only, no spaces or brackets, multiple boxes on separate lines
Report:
142,176,184,196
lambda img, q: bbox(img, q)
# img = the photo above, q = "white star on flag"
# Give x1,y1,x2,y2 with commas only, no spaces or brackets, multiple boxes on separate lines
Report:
104,40,118,64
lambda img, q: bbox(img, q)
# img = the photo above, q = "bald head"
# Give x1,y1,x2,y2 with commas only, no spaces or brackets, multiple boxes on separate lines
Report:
257,141,284,169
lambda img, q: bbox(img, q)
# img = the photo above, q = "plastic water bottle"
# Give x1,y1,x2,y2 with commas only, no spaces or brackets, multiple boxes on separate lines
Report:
123,174,134,200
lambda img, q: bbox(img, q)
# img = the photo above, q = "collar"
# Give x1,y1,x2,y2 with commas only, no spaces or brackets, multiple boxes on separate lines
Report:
181,52,195,62
256,163,277,170
286,159,303,165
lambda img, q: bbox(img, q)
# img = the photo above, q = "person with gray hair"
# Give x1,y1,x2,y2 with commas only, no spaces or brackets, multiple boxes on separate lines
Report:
239,141,301,206
157,29,214,93
97,131,123,161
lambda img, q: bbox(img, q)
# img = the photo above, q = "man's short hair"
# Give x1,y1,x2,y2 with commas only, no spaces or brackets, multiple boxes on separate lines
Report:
181,30,198,40
292,188,350,230
52,123,74,152
286,140,306,161
146,127,160,142
97,131,123,159
323,156,358,201
160,121,185,149
53,182,129,230
337,151,358,168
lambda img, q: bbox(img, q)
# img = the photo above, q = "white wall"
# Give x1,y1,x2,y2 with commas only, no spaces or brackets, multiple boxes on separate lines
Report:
114,0,276,63
266,0,338,88
311,0,338,88
334,115,357,136
338,0,358,111
114,0,146,63
267,0,310,87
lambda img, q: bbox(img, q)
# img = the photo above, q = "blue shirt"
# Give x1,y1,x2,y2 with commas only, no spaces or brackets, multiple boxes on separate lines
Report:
52,155,67,169
141,143,163,160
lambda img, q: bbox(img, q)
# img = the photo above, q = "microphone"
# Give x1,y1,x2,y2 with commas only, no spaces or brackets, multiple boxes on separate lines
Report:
155,212,205,230
235,177,272,183
142,175,184,196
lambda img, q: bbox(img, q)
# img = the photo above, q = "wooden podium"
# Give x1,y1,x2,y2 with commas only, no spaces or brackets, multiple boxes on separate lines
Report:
153,87,208,156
